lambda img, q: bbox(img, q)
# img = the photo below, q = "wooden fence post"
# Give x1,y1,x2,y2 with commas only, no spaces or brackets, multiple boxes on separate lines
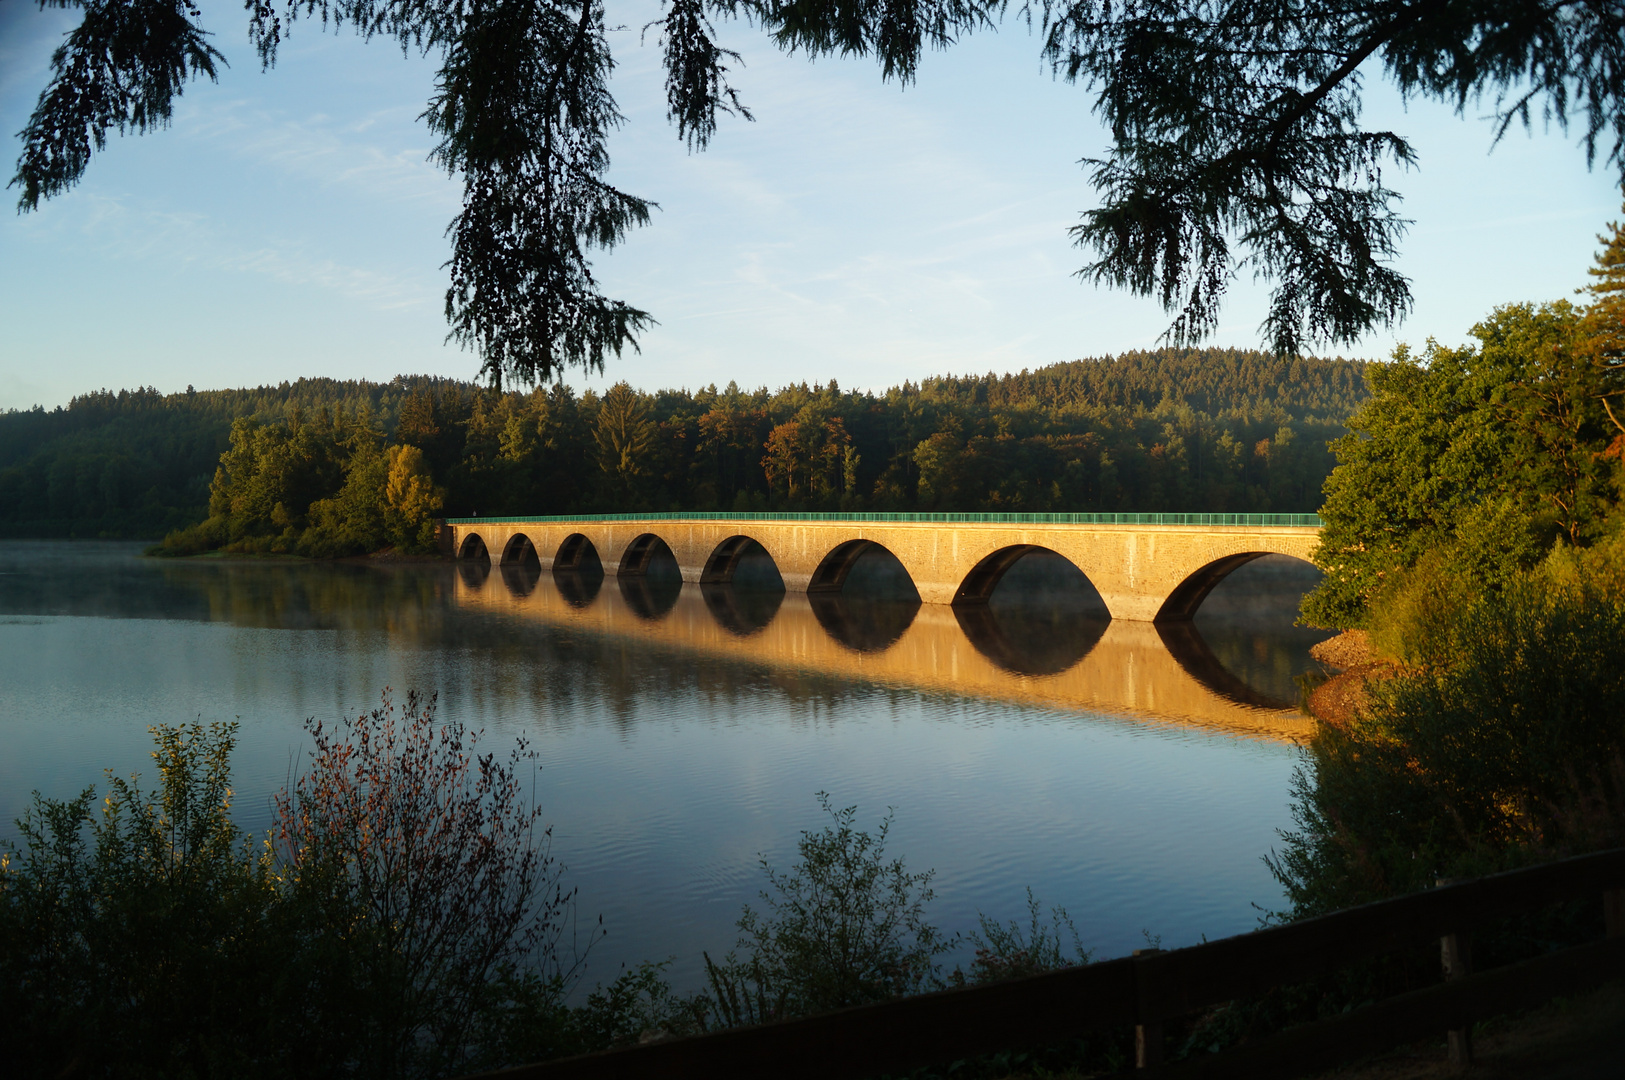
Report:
1132,948,1163,1071
1437,878,1472,1067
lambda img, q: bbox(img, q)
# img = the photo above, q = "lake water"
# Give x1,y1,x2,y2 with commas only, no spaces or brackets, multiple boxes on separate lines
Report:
0,540,1331,990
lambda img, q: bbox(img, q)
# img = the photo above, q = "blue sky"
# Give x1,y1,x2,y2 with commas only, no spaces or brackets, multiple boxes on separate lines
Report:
1,0,1621,410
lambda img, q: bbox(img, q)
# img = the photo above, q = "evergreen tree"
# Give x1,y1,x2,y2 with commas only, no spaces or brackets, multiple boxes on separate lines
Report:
15,0,1623,375
593,383,655,506
1586,206,1625,435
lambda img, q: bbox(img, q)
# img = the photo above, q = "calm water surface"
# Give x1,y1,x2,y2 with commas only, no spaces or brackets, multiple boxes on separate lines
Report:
0,541,1330,988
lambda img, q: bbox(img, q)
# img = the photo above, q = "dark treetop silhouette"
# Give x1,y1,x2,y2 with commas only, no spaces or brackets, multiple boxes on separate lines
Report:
14,0,1624,382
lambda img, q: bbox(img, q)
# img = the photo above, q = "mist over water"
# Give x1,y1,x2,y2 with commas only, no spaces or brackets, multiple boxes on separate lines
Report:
0,541,1330,990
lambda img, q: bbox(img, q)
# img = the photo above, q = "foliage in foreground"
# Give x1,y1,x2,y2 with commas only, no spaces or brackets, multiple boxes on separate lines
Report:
18,0,1622,376
1289,214,1625,914
689,799,1110,1078
1276,552,1625,917
696,794,958,1027
1208,554,1625,1069
1,708,1103,1078
0,723,289,1076
0,695,596,1079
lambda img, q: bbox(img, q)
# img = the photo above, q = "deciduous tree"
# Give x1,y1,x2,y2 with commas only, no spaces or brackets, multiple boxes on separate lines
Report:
1304,298,1621,628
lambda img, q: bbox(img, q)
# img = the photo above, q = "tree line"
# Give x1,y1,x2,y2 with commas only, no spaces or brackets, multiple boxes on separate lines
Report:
170,349,1363,556
0,378,464,541
0,349,1367,550
394,347,1361,522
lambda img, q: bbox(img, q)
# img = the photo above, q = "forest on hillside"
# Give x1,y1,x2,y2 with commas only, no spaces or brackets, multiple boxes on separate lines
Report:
0,350,1368,544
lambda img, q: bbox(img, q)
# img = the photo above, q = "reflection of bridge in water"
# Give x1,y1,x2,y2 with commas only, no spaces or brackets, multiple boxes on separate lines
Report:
456,561,1314,742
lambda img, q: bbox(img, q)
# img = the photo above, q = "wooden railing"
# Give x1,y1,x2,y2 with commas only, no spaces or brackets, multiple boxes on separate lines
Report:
466,847,1625,1080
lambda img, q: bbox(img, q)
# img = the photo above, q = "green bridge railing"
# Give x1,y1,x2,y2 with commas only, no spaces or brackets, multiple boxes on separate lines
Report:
443,511,1322,527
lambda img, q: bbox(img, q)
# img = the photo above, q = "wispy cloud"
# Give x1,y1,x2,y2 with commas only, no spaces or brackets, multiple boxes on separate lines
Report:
0,365,51,412
40,192,442,310
176,97,461,212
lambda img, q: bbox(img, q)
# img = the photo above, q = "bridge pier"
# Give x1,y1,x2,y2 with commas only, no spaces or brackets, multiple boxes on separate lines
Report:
450,516,1321,622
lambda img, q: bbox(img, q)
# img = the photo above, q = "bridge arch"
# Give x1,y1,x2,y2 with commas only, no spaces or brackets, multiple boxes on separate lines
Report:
618,533,678,578
553,532,602,572
1156,551,1315,621
701,535,785,589
950,544,1106,608
501,533,540,566
807,539,869,592
457,532,490,562
808,540,919,598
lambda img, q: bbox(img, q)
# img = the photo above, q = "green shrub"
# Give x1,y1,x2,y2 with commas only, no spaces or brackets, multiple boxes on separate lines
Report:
1303,298,1620,630
0,722,287,1077
0,695,604,1079
152,517,227,556
1274,572,1625,915
1363,548,1479,666
275,690,590,1077
5,726,1120,1075
948,887,1091,987
696,794,956,1027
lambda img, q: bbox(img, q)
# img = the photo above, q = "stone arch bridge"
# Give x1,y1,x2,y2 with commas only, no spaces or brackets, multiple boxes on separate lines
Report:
444,512,1321,623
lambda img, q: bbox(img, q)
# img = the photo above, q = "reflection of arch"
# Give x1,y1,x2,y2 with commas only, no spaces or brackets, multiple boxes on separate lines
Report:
954,545,1086,605
554,533,601,572
953,605,1108,676
1156,553,1273,621
1155,620,1295,709
619,533,676,577
617,575,681,621
702,535,780,585
701,583,784,637
456,558,491,590
500,560,542,597
553,569,603,608
457,533,490,561
808,540,918,595
502,533,540,566
808,593,920,653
